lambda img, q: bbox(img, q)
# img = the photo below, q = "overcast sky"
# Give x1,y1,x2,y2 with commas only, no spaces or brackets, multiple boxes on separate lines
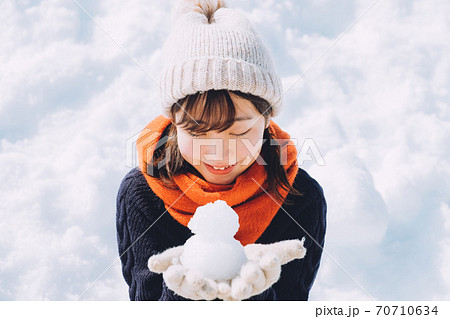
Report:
0,0,449,300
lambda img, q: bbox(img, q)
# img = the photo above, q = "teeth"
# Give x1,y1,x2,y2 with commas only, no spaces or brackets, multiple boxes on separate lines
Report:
212,165,231,170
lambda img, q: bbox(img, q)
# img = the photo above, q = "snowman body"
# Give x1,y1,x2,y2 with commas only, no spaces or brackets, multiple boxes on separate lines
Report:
180,200,247,281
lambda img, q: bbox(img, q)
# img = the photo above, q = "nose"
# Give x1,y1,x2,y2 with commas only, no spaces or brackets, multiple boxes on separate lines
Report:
200,133,236,165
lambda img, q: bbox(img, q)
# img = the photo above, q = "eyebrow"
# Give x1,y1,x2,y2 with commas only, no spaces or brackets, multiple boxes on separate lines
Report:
235,116,253,121
195,116,254,124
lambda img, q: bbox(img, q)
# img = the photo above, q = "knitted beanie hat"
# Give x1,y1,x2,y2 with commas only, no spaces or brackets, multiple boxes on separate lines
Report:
159,0,283,118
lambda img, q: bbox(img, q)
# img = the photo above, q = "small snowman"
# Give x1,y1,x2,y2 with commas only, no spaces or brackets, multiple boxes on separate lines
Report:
180,199,248,281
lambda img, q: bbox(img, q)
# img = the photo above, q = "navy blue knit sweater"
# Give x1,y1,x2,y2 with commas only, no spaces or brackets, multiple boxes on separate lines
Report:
116,166,326,301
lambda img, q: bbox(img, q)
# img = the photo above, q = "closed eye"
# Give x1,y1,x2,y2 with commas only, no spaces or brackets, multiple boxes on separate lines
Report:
231,128,252,136
188,128,252,137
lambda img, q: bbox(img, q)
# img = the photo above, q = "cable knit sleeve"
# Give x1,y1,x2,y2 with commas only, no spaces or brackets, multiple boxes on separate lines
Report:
116,169,165,300
289,186,327,299
267,169,327,300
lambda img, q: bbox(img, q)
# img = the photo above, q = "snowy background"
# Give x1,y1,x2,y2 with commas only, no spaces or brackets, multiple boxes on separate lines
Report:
1,0,449,300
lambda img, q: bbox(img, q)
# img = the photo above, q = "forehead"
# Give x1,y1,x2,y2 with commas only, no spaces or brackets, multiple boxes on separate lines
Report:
175,91,258,123
229,92,258,117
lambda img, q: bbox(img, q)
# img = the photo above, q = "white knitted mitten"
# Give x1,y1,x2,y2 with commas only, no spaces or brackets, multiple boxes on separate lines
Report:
148,238,306,301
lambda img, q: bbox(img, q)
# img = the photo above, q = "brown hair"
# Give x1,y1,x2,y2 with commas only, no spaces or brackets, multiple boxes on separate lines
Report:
150,89,302,204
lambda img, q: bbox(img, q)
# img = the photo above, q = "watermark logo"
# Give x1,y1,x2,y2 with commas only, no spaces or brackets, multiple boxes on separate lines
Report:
125,130,142,168
298,138,326,166
126,128,168,176
126,129,325,173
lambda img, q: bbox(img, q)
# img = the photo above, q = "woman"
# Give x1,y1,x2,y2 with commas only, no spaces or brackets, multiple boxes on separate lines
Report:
116,0,326,301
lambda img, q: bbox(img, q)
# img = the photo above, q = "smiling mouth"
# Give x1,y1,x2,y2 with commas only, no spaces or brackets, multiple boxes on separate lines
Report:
211,164,233,170
204,162,237,174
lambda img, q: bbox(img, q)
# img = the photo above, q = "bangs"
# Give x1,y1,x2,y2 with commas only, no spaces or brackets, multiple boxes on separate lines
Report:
171,90,238,134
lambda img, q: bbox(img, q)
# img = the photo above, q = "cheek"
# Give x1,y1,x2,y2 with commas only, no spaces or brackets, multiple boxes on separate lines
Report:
236,130,264,160
177,135,194,161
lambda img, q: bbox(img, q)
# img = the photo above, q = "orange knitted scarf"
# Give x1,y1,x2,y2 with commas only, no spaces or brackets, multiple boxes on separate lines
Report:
136,115,298,245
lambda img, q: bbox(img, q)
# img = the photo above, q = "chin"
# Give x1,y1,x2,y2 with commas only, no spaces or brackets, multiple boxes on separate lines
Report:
204,172,237,185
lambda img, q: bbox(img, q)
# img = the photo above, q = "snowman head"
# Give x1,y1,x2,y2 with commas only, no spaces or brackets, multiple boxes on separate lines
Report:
188,200,240,239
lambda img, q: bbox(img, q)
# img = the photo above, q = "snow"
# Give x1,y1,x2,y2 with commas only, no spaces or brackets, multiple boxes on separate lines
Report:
180,200,247,281
0,0,449,300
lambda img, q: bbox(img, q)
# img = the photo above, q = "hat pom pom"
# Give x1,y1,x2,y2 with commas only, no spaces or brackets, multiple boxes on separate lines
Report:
173,0,227,22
